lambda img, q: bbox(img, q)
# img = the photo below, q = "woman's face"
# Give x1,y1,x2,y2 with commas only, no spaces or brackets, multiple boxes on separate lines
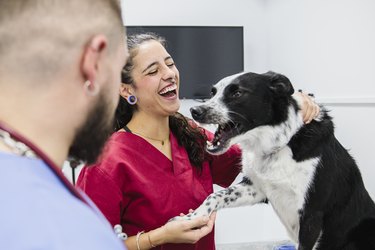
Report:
131,40,180,117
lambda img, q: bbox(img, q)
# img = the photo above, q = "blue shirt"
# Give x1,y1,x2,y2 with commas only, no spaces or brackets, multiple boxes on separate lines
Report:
0,152,126,250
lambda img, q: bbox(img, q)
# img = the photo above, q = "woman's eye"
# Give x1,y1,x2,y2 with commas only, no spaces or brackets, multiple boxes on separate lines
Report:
147,70,157,75
167,62,175,67
232,91,242,98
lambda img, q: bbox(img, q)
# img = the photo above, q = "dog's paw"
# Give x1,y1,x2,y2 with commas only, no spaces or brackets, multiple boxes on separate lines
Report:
168,215,184,222
168,206,214,222
185,204,215,220
168,211,203,222
168,193,220,222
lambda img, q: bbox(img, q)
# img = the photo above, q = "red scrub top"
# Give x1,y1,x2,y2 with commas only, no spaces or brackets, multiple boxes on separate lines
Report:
77,130,242,250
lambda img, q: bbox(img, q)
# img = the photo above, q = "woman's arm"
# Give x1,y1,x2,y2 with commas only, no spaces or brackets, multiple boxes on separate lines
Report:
79,164,217,249
124,212,216,249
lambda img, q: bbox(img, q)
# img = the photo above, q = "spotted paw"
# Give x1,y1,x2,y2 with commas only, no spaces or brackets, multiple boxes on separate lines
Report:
186,204,214,220
168,215,189,222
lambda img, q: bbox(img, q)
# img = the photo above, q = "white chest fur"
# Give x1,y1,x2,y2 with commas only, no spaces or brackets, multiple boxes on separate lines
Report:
241,146,319,241
233,104,320,242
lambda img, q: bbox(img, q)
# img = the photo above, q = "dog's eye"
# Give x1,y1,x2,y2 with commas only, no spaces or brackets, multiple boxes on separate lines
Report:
232,90,242,98
211,87,217,97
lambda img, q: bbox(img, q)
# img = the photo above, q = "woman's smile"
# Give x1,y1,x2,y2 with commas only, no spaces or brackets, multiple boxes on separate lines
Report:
158,83,178,100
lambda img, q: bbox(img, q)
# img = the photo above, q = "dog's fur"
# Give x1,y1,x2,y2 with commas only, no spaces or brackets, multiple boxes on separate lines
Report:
184,71,375,249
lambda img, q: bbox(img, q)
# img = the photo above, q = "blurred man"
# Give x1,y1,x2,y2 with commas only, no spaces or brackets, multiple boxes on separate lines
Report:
0,0,128,249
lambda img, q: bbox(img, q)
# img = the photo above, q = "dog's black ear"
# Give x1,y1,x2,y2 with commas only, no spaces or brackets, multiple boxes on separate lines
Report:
264,71,294,96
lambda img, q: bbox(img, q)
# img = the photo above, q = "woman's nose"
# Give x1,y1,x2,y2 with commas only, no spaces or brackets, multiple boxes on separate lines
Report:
162,65,177,80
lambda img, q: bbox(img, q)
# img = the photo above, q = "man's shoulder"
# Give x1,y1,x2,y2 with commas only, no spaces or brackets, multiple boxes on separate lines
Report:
0,154,126,250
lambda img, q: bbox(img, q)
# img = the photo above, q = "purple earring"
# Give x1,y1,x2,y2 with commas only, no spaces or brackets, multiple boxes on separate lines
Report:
127,95,137,105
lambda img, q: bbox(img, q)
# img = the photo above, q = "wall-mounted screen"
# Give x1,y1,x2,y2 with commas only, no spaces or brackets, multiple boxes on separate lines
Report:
126,26,244,99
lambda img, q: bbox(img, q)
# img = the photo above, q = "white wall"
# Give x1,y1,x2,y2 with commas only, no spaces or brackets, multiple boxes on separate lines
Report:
265,0,375,102
63,0,375,245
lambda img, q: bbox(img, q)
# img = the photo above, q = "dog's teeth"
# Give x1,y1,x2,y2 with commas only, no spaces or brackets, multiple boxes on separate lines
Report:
217,142,221,146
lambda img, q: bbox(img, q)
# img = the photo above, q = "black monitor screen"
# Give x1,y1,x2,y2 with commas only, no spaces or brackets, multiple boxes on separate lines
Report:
126,26,244,99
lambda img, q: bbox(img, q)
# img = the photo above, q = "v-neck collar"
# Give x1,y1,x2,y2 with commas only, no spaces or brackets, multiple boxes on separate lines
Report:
116,130,191,176
123,126,172,162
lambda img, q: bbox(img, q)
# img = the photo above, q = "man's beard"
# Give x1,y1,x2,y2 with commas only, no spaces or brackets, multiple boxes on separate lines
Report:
68,93,115,165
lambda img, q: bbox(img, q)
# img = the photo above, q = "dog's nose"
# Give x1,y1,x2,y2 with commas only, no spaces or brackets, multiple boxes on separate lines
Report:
190,106,206,121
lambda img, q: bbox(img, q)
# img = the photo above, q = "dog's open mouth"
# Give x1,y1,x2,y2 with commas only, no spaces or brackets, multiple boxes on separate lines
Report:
207,121,239,154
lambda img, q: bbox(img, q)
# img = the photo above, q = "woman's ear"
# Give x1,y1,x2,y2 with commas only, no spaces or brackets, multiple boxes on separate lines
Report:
119,83,134,99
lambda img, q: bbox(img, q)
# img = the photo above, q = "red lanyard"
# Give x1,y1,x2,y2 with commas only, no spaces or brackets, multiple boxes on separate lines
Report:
0,121,89,206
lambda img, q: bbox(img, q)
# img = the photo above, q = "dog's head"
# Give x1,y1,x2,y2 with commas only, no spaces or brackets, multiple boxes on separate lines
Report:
190,71,295,154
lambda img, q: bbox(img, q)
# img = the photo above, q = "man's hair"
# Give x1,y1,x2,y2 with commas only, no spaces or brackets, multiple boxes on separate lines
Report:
0,0,124,82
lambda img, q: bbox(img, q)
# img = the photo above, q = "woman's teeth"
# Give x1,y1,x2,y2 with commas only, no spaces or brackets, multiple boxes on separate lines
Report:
159,85,177,95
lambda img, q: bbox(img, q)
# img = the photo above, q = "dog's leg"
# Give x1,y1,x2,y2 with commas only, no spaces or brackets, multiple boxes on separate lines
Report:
174,177,267,221
298,211,323,250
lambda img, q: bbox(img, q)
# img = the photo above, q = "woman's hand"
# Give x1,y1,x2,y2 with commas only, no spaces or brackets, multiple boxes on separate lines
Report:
294,91,320,124
148,212,217,246
124,211,216,249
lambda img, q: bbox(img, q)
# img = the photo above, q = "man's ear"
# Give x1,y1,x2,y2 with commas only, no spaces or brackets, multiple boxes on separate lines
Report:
264,71,294,96
81,35,108,89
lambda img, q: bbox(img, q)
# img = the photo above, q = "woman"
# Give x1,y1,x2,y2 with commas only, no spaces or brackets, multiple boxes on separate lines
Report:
77,33,319,250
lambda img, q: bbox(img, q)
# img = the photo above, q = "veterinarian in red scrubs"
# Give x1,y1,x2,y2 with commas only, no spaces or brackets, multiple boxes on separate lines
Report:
77,33,319,250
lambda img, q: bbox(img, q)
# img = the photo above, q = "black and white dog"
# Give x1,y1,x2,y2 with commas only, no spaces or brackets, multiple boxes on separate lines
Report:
185,71,375,249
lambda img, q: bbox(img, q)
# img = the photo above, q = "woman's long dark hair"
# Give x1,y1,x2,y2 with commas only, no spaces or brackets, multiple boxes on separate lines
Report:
115,33,207,170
